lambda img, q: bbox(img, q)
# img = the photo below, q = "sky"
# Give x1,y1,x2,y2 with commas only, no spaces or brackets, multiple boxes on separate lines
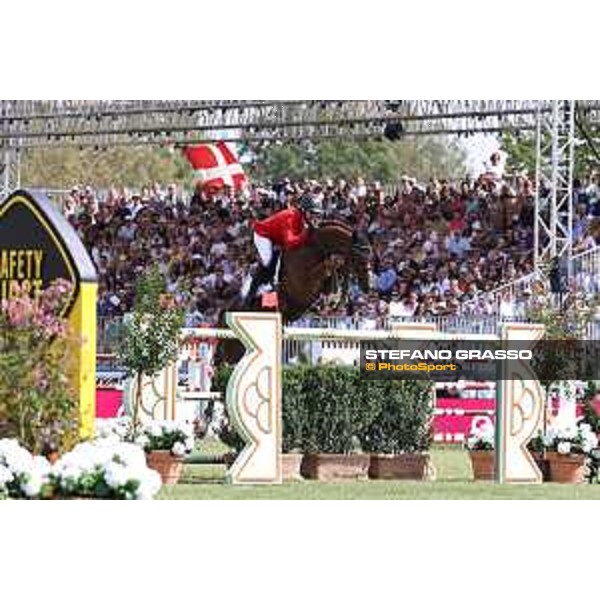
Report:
460,133,501,176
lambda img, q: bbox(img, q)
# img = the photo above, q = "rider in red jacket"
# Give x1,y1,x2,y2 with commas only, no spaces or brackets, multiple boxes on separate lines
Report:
253,206,309,250
243,196,317,302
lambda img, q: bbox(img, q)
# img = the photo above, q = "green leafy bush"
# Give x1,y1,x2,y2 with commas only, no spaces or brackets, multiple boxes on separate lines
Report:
358,380,434,454
214,365,430,455
280,367,310,453
292,366,379,454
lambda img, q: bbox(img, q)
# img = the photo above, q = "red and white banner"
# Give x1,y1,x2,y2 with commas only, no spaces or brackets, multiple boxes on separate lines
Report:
183,141,248,191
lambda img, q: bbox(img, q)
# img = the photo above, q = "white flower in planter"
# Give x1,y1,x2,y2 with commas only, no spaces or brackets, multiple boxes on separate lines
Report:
580,426,598,454
0,465,13,485
465,417,495,451
0,440,52,499
53,440,162,500
138,419,195,456
33,456,51,475
21,472,43,498
544,428,558,447
172,442,186,457
136,469,162,500
162,421,177,433
135,434,150,449
149,422,163,438
104,463,131,488
557,441,572,455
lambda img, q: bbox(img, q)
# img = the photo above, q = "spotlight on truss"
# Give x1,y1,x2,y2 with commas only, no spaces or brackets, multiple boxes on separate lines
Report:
383,121,404,142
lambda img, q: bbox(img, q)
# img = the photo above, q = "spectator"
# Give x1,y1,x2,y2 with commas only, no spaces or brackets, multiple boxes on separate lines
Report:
63,166,594,326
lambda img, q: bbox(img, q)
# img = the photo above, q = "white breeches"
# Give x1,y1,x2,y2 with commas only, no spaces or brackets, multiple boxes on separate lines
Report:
254,232,274,267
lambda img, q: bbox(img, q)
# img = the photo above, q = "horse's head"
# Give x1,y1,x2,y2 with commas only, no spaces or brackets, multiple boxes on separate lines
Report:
312,221,371,292
351,229,371,292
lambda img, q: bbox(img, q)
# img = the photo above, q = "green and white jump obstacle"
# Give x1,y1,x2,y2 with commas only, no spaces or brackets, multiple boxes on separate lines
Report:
130,313,546,486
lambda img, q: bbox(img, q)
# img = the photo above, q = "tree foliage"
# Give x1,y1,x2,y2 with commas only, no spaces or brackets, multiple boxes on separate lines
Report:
21,146,192,190
245,137,466,183
118,266,185,382
502,111,600,179
21,136,466,190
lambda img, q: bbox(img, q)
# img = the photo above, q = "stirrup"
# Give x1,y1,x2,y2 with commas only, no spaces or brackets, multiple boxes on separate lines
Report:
261,291,279,308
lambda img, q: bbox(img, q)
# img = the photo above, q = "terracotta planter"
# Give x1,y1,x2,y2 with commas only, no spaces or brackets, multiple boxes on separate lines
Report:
469,450,495,481
369,453,433,480
546,452,586,484
301,453,370,481
146,451,184,485
281,453,304,481
530,451,550,482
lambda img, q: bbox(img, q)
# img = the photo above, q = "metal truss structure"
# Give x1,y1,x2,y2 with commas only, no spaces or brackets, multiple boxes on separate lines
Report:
0,99,595,265
534,101,576,269
0,100,570,150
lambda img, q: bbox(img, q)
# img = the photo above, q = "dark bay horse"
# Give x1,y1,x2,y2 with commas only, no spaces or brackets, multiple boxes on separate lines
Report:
217,220,370,363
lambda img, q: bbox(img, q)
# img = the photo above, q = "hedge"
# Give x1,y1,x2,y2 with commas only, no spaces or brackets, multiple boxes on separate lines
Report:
212,365,433,455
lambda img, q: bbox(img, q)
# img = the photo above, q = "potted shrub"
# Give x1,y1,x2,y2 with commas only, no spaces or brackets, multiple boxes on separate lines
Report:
298,366,377,481
118,266,184,432
359,380,434,480
465,418,495,481
280,367,310,481
544,422,598,483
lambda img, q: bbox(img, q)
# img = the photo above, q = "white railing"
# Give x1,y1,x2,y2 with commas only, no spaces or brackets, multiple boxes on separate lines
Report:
483,244,600,315
99,315,533,357
180,323,502,368
571,245,600,295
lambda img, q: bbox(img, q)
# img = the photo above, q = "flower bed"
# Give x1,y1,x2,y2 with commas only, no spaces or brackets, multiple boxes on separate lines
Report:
52,439,162,499
0,438,162,500
96,417,195,485
0,439,52,499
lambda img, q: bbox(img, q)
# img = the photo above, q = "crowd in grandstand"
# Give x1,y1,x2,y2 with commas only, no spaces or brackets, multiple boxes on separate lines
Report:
63,155,600,327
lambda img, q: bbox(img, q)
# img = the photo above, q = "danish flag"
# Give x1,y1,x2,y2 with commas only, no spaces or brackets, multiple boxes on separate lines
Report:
183,141,248,191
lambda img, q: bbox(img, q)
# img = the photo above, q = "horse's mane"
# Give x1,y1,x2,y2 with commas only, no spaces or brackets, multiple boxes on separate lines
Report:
318,219,370,251
318,219,353,232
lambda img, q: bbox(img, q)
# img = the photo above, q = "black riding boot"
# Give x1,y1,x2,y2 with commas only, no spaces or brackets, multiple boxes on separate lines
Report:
245,263,271,304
